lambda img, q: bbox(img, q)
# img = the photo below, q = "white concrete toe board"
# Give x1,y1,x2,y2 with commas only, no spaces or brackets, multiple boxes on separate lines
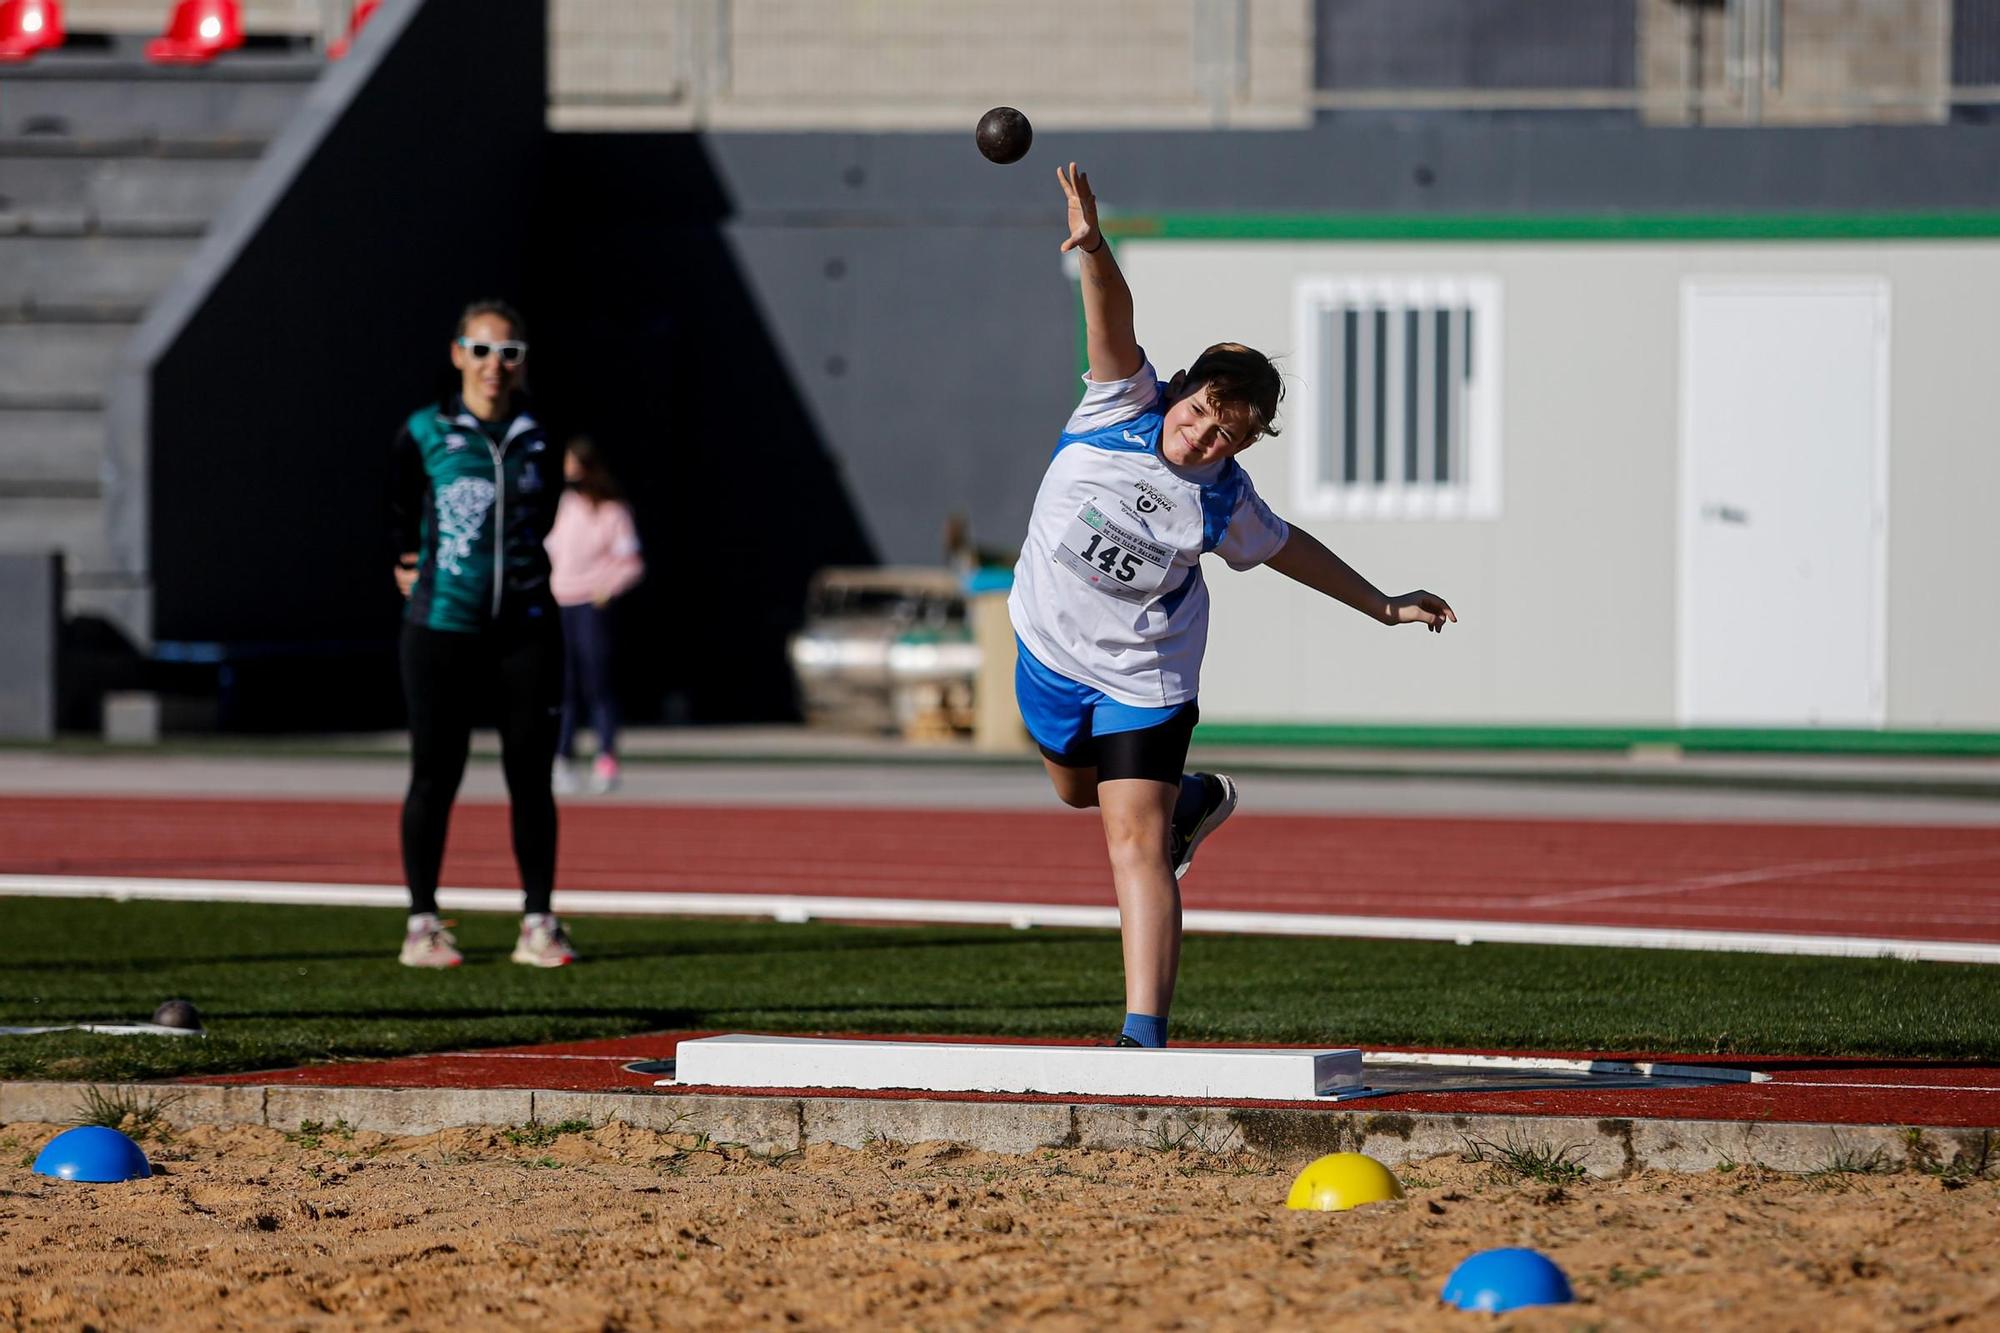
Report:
670,1035,1365,1102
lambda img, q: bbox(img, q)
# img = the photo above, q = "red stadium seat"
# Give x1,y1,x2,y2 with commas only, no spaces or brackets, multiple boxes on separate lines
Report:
144,0,243,64
327,0,379,59
0,0,65,62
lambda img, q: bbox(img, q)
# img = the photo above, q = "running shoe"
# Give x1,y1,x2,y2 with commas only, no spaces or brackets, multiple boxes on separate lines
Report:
512,915,578,968
589,754,620,794
1168,772,1238,881
1116,1034,1144,1048
552,758,580,795
399,920,462,969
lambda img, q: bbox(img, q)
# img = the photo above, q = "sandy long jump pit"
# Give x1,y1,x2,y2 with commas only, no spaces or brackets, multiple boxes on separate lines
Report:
3,1114,1998,1330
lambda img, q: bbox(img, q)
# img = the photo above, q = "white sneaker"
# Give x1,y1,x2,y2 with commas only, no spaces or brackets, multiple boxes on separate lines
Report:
552,759,580,795
511,915,578,968
588,754,620,794
399,920,463,968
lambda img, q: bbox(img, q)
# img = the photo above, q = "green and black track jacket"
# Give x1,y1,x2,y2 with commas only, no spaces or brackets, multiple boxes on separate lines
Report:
390,397,562,632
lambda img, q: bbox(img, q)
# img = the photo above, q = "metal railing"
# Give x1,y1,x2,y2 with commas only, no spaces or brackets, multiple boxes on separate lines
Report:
1308,0,1994,126
58,0,371,51
51,0,2000,125
546,0,2000,131
548,0,1304,131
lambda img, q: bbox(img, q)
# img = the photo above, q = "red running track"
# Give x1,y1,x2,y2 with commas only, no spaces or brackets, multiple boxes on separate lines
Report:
3,795,1999,944
193,1032,2000,1129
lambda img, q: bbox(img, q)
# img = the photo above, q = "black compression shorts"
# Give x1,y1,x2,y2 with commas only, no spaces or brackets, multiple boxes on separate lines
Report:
1037,702,1198,785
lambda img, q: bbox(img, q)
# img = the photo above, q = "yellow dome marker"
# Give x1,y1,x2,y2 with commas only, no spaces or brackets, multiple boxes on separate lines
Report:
1285,1152,1405,1211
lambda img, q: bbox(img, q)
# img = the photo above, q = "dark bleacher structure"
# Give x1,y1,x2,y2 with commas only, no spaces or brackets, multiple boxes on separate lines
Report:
0,0,539,733
1,13,321,733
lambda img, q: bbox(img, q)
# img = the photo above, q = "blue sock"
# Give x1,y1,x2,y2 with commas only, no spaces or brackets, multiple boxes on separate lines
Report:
1172,773,1206,824
1121,1012,1167,1048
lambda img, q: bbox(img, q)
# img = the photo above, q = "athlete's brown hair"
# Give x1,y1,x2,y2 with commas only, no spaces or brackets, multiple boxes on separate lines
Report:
1186,342,1283,439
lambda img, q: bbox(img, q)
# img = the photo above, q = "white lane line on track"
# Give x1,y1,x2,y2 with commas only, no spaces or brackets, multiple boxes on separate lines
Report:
1523,846,2000,909
3,873,1998,965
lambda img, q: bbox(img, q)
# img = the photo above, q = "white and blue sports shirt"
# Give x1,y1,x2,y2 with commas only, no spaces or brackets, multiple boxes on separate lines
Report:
1008,357,1291,707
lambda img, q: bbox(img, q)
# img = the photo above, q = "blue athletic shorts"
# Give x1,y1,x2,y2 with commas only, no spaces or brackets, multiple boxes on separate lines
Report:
1014,638,1197,782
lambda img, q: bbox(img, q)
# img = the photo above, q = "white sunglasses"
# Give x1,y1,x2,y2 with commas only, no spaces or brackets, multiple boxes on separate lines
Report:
456,336,527,366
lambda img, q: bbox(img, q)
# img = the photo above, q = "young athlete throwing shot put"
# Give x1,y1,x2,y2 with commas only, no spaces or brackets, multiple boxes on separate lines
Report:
1011,165,1456,1048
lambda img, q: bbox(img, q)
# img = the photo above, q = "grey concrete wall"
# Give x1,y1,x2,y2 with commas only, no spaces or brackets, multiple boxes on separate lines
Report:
690,120,2000,219
648,119,2000,571
576,119,2000,728
1315,0,1636,90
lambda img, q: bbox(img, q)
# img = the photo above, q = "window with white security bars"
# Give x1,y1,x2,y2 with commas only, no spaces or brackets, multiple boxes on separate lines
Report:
1292,277,1502,519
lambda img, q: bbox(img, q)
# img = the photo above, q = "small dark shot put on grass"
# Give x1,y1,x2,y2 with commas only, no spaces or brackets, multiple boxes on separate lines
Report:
976,106,1032,164
151,998,203,1032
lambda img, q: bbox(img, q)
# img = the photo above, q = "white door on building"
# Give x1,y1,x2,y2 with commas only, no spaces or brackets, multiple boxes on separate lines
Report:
1678,280,1889,727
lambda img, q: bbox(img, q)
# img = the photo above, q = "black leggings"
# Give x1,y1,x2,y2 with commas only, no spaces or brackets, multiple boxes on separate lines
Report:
400,620,562,916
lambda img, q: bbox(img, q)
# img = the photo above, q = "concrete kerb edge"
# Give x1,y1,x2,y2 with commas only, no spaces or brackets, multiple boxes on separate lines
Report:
4,1080,1997,1177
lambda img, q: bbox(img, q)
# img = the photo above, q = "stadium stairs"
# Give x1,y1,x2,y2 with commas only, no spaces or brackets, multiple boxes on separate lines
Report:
0,40,318,724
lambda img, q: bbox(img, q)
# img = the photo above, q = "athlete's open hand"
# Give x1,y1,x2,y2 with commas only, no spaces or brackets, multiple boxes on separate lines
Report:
1387,591,1456,633
1057,162,1101,254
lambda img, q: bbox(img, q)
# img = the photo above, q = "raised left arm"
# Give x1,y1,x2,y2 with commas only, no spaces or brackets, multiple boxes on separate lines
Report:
1263,528,1456,632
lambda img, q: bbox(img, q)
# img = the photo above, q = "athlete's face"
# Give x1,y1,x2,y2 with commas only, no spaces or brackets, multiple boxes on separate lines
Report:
451,312,523,417
1159,374,1258,468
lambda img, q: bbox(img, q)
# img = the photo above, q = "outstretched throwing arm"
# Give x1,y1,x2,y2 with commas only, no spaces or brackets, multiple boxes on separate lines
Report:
1058,163,1142,383
1264,528,1457,633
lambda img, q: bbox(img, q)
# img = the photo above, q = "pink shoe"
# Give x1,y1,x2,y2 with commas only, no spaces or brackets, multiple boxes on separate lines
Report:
589,754,620,794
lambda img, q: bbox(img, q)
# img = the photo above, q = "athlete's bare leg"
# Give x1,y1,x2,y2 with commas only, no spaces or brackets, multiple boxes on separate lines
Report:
1097,778,1180,1016
1042,760,1182,1017
1041,755,1099,809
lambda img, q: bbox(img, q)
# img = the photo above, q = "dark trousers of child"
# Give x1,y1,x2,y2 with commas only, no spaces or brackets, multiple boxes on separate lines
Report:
399,618,562,916
556,602,620,760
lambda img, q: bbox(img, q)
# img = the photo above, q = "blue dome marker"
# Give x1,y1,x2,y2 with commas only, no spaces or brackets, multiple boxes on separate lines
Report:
1441,1247,1574,1313
32,1126,153,1182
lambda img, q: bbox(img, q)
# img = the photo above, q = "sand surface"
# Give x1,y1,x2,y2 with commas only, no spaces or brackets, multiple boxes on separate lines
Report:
2,1117,1997,1330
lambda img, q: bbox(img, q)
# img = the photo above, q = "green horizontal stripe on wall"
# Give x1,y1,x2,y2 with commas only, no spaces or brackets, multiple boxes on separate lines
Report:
1104,212,2000,243
1191,723,2000,755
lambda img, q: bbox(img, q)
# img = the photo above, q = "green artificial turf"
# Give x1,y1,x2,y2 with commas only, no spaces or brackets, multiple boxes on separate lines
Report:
2,899,1996,1083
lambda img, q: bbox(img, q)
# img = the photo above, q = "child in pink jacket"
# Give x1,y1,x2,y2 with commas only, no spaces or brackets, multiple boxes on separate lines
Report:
545,437,645,793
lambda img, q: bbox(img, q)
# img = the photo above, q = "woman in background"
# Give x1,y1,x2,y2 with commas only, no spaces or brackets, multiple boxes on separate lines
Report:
546,437,645,794
391,299,576,968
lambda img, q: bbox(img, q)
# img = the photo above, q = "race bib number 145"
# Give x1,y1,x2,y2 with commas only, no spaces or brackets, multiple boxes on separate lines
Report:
1054,502,1174,603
